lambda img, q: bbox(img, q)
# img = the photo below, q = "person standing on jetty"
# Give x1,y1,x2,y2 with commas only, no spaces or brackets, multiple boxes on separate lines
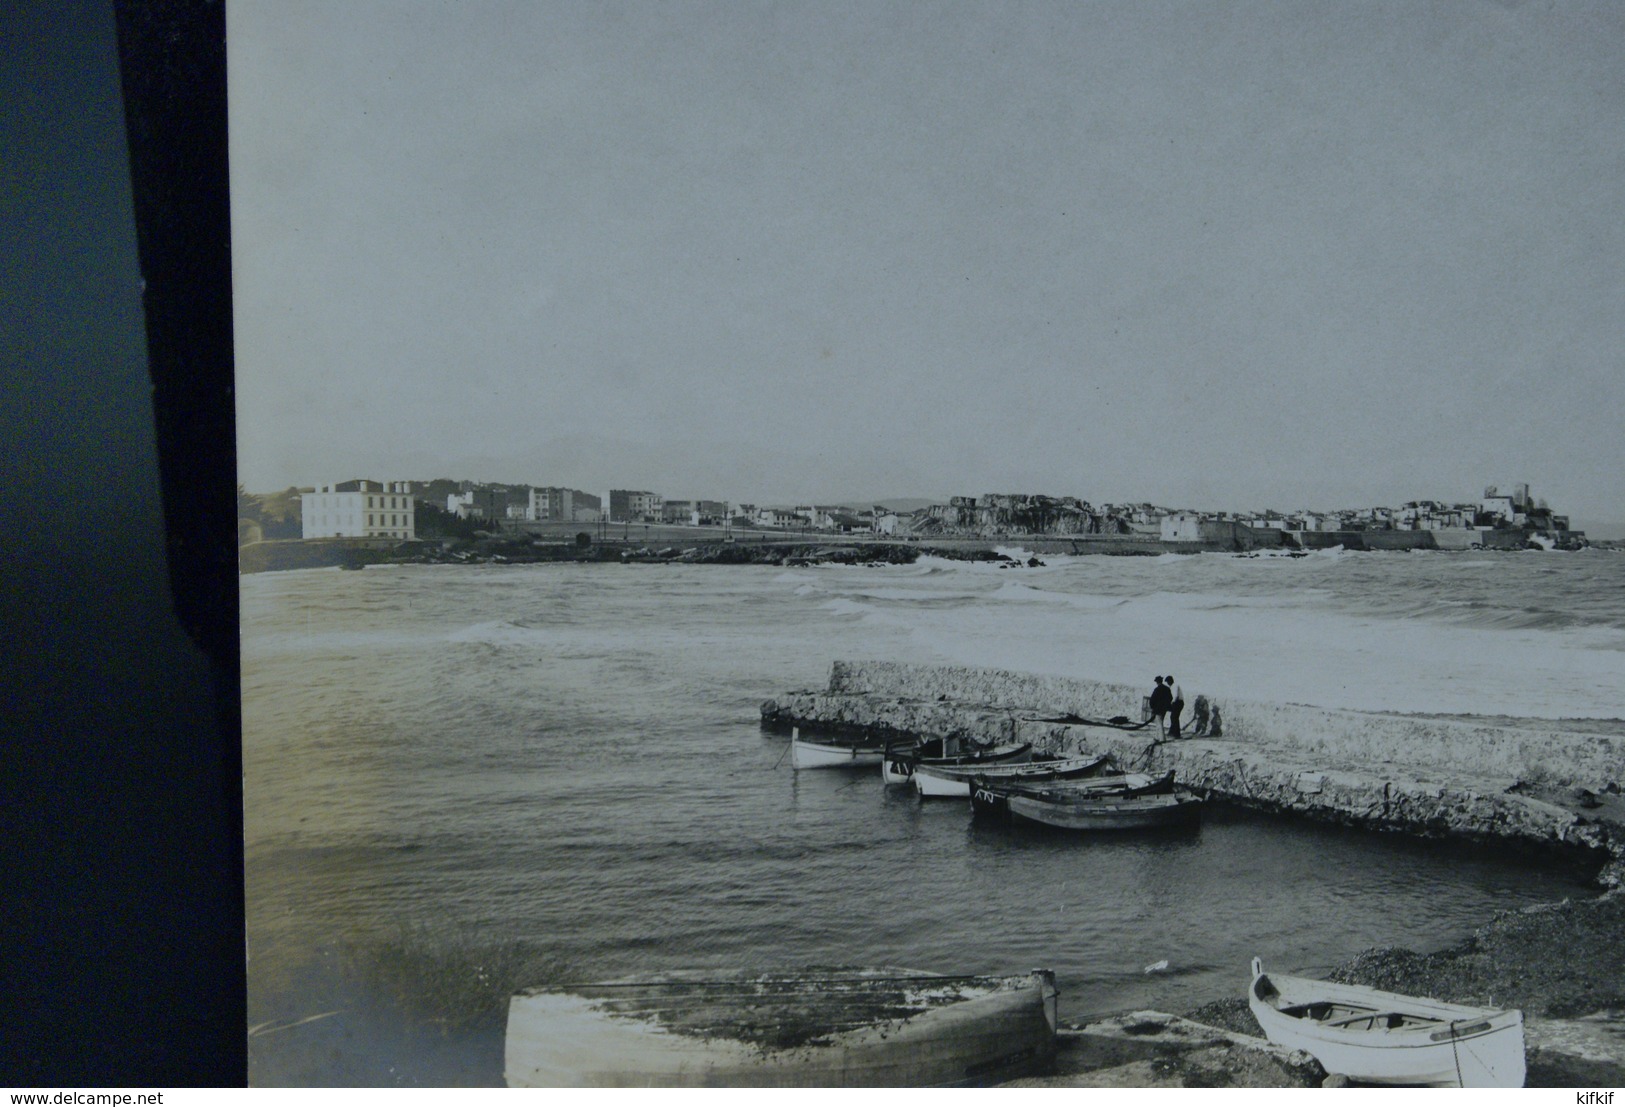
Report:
1191,694,1210,736
1149,676,1172,734
1166,675,1185,738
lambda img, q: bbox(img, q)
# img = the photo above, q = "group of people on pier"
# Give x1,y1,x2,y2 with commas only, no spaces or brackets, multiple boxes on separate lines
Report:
1147,676,1220,738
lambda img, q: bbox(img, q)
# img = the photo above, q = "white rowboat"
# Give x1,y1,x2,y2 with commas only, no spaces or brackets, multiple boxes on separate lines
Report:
790,727,885,769
1247,957,1525,1087
912,753,1112,799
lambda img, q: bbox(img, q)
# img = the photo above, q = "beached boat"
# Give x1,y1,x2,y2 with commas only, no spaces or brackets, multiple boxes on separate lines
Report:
1247,957,1525,1087
969,775,1203,830
505,966,1060,1087
881,740,1033,785
912,752,1114,799
790,727,885,769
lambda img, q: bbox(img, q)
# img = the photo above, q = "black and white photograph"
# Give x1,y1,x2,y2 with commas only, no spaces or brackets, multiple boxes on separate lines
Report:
227,1,1625,1089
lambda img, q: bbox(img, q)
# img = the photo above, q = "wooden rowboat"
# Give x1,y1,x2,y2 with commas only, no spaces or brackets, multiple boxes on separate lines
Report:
912,752,1114,799
505,967,1060,1087
881,741,1033,785
1247,957,1525,1087
790,727,886,769
982,769,1177,800
969,776,1203,830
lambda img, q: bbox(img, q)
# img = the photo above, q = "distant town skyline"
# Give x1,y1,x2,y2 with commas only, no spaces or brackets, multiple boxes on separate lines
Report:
231,3,1625,524
257,472,1589,526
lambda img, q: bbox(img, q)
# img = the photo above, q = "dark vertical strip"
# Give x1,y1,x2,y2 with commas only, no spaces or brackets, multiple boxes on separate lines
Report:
112,0,244,1085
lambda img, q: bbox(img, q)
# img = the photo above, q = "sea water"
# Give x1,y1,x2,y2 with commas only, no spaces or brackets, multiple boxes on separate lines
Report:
241,548,1624,1085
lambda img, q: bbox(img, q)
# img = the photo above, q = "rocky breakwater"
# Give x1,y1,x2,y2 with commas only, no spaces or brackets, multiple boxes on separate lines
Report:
761,661,1625,887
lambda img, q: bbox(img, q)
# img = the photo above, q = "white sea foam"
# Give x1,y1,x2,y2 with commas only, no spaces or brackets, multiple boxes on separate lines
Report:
798,556,1625,719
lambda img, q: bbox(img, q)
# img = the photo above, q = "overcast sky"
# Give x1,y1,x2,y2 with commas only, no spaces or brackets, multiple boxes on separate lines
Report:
231,1,1623,521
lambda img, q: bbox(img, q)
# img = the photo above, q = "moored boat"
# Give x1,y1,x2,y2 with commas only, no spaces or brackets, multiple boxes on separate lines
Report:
1247,957,1525,1087
790,727,886,769
912,752,1113,799
881,740,1033,785
505,966,1060,1087
986,769,1177,799
970,776,1203,830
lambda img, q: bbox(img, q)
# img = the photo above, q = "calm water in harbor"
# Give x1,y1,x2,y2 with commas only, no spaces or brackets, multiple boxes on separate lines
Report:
242,548,1624,1085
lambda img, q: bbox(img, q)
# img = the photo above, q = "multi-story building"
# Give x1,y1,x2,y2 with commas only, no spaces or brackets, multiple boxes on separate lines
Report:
527,487,603,523
448,488,512,521
301,480,415,539
609,489,663,523
690,500,728,525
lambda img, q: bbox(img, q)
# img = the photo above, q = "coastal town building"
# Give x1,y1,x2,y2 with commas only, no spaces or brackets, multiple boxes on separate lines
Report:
525,486,602,523
448,488,513,521
1160,512,1203,542
689,500,728,525
301,480,416,539
894,480,1581,547
609,490,663,523
285,471,1580,551
754,507,803,528
821,511,871,534
651,498,730,525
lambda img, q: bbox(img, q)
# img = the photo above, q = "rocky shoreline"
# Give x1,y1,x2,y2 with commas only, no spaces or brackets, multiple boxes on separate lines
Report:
238,537,1014,573
239,533,1620,573
765,660,1625,1087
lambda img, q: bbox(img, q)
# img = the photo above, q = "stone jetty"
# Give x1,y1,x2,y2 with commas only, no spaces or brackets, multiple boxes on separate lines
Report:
761,661,1625,886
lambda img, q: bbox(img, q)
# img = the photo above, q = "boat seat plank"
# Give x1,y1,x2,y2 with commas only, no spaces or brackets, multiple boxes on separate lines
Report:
1321,1010,1439,1029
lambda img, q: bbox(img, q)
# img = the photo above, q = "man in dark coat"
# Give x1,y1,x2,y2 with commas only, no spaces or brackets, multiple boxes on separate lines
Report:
1166,675,1184,738
1149,676,1172,734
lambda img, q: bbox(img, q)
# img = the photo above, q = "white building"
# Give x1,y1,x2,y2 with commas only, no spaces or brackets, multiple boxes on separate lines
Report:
754,507,802,528
302,480,415,539
1480,494,1517,524
1159,512,1204,542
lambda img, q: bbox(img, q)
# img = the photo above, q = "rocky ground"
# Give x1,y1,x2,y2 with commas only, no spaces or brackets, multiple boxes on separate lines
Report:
1166,890,1625,1088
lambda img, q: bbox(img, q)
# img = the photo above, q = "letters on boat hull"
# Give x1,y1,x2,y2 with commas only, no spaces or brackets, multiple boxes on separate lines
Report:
882,741,1033,785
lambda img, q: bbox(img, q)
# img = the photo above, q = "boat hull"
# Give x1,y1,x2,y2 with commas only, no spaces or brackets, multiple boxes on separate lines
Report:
1248,958,1525,1087
505,969,1059,1087
912,754,1111,799
790,729,885,769
881,755,914,784
973,785,1204,830
883,742,1032,786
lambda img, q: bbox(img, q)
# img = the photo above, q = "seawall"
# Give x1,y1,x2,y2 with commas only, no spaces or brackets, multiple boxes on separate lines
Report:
762,661,1625,885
